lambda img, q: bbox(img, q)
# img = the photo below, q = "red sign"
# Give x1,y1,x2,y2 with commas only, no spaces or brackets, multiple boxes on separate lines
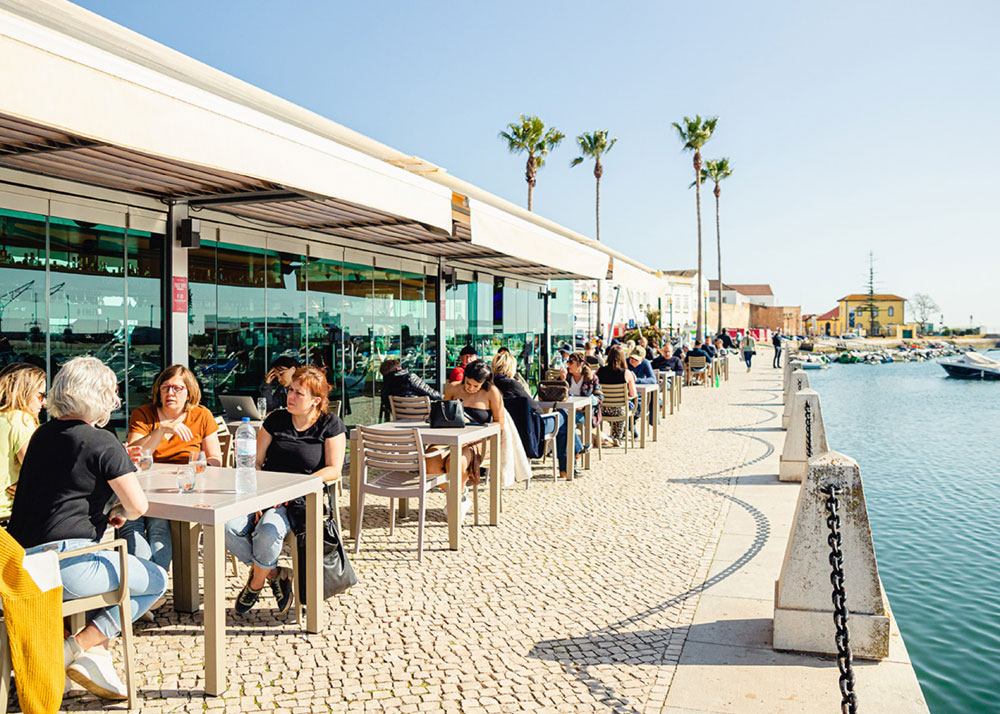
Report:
172,277,188,313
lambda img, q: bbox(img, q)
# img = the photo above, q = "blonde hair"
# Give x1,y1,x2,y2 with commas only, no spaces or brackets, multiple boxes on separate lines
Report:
151,365,201,410
0,363,46,426
491,350,517,378
48,357,120,427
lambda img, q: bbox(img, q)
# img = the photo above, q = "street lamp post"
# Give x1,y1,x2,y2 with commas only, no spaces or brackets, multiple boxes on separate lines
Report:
669,298,674,337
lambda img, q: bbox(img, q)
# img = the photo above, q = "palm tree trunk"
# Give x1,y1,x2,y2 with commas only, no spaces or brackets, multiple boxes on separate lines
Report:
595,172,602,338
595,174,601,242
527,183,533,212
694,155,703,343
715,190,722,335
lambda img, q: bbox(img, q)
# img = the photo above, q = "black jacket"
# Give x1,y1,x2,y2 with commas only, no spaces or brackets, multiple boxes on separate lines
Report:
652,354,685,375
380,369,442,420
494,374,543,414
258,381,288,411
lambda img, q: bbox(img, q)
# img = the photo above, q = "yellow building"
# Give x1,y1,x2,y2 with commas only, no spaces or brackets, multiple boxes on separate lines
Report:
835,294,906,337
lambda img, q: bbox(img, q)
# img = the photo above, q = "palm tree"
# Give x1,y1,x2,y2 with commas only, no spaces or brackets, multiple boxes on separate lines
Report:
570,130,618,241
571,130,618,339
498,115,565,211
696,158,733,335
672,115,718,342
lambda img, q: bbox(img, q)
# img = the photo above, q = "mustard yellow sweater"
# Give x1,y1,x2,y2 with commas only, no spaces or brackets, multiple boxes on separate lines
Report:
0,528,63,714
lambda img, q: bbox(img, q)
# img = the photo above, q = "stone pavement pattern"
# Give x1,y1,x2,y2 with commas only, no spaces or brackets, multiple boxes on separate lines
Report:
45,362,771,713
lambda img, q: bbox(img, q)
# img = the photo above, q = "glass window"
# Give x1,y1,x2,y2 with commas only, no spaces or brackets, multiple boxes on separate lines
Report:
306,255,344,414
888,306,894,317
265,246,307,366
125,227,164,413
342,262,373,427
0,209,47,371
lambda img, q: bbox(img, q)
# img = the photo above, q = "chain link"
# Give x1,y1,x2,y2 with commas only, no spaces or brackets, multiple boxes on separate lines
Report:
804,400,813,458
821,484,858,714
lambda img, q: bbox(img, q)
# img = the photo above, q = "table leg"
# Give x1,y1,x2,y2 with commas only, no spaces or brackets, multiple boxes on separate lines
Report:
639,391,647,448
565,404,576,481
170,521,200,613
447,445,461,550
652,389,659,442
203,524,225,696
584,402,593,470
305,489,323,633
489,433,500,526
398,498,409,519
349,432,360,540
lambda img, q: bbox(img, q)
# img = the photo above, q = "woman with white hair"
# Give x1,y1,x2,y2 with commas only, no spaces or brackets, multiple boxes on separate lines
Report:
7,357,166,701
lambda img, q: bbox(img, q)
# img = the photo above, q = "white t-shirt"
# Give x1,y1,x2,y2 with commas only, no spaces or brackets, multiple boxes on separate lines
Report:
569,375,585,396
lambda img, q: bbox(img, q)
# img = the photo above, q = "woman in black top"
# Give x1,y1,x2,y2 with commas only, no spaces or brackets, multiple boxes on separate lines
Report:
224,366,346,616
596,345,637,444
9,357,166,701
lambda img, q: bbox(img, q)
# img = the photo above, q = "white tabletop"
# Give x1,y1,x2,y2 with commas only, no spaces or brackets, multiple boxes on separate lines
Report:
139,465,322,526
350,420,501,447
536,395,593,409
635,383,659,392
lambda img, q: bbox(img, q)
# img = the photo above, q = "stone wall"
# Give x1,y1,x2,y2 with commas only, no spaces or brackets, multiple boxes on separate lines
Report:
750,304,802,333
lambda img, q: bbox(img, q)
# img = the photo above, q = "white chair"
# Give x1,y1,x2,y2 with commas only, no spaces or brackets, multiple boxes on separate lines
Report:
353,426,448,561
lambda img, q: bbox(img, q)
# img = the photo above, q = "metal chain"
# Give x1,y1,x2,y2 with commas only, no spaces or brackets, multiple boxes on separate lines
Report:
821,484,858,714
804,400,813,458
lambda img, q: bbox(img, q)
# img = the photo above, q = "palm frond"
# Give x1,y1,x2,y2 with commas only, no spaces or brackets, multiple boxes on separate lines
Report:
673,115,719,151
570,156,585,167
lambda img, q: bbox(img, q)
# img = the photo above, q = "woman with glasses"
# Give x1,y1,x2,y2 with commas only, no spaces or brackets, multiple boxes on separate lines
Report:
0,363,46,523
123,365,222,571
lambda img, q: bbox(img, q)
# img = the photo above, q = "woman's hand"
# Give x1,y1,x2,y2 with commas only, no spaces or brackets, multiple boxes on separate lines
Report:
264,367,278,384
160,413,193,442
108,504,127,528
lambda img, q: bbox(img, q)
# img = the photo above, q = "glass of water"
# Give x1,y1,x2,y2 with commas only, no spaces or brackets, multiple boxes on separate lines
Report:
256,397,268,419
176,464,196,493
137,449,154,472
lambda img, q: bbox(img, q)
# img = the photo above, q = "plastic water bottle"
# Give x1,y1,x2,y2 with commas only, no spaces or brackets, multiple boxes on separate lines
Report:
234,417,257,495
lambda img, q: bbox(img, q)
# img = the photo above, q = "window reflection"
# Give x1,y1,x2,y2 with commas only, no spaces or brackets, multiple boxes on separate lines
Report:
0,210,47,371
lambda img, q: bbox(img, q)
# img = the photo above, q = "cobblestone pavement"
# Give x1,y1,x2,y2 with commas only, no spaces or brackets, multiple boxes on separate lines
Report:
42,363,778,714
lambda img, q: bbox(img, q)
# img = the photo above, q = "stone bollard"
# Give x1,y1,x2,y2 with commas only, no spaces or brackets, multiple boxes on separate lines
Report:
779,388,827,482
782,354,802,394
773,450,890,660
781,369,810,430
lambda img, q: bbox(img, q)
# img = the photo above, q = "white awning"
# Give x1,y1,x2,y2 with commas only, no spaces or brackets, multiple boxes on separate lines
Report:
0,4,453,232
468,198,608,280
609,259,667,296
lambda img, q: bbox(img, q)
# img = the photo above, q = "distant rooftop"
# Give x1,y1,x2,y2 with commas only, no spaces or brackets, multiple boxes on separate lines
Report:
728,283,774,296
838,293,906,302
816,307,840,320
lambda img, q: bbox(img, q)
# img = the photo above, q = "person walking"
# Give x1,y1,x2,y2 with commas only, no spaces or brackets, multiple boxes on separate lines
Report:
772,330,783,368
740,332,757,372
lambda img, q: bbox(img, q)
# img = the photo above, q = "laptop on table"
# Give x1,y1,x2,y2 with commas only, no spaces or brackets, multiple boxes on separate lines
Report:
218,395,263,422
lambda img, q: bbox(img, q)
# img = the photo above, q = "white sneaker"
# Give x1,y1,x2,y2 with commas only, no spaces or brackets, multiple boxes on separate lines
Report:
67,647,127,700
459,493,472,522
63,636,83,668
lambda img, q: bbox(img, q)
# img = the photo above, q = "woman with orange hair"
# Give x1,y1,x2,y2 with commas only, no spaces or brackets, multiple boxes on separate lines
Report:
225,366,346,616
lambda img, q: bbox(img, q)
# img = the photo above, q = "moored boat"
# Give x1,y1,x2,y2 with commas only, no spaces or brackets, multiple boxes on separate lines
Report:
940,352,1000,380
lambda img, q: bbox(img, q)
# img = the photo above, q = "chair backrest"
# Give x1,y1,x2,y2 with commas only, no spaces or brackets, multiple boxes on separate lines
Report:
689,355,707,370
214,415,233,467
357,425,425,477
544,368,563,381
602,382,629,408
329,399,342,418
389,395,431,421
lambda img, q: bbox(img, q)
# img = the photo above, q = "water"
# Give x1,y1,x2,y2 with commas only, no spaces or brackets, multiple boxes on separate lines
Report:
807,357,1000,713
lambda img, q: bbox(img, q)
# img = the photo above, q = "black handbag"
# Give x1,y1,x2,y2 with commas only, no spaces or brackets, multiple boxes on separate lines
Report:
429,399,466,428
287,487,358,603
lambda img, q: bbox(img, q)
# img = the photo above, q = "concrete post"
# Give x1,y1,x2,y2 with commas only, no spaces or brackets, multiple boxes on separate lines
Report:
782,353,802,395
781,369,810,430
774,450,890,660
779,388,828,482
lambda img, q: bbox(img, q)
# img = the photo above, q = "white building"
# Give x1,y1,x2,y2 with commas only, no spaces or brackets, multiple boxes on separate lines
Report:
708,281,776,307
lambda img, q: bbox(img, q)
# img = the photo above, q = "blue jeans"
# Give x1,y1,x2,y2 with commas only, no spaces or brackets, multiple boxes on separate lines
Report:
555,409,584,472
225,506,290,571
744,351,754,368
26,538,167,639
119,516,173,572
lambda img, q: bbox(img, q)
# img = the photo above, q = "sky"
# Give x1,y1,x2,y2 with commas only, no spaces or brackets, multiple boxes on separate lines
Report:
73,0,1000,330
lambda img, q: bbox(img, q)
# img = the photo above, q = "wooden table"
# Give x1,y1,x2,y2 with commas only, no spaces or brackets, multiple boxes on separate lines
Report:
635,383,659,447
348,421,501,551
535,395,594,481
142,465,324,696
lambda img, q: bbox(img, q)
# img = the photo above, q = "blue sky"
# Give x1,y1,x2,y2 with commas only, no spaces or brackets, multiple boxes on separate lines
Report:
74,0,1000,329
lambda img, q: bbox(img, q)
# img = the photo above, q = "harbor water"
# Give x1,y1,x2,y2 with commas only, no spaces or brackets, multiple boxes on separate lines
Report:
807,356,1000,713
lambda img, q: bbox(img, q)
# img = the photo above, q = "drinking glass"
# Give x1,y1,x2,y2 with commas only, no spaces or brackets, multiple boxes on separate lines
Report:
176,464,196,493
137,449,154,472
190,450,208,475
256,397,268,419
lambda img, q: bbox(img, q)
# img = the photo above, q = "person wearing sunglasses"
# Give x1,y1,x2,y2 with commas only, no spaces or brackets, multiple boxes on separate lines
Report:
0,362,46,523
124,365,222,571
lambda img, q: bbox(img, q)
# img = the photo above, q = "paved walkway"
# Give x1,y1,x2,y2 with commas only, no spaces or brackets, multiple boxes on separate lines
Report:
44,355,926,713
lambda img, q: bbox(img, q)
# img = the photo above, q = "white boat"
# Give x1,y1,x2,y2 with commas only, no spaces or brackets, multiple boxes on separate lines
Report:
940,352,1000,380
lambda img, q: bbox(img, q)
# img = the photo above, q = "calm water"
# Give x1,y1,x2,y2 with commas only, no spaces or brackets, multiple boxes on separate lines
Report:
807,357,1000,713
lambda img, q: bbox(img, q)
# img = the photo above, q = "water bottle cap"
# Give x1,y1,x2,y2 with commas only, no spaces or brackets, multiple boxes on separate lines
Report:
242,417,250,422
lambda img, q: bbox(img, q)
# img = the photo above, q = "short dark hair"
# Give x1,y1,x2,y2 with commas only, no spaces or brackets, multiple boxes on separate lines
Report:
379,358,402,377
459,345,478,357
270,355,299,371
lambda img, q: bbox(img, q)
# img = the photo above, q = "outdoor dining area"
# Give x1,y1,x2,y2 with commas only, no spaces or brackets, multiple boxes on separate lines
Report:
0,341,730,710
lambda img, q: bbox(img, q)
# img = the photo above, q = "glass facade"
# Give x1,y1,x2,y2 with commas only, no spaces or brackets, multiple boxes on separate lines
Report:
550,279,576,352
0,206,164,429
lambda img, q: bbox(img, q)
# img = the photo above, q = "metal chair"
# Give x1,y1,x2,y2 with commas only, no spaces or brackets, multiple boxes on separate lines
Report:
214,415,233,467
388,395,431,422
543,368,563,382
0,539,137,711
353,426,448,561
600,383,635,453
687,356,708,385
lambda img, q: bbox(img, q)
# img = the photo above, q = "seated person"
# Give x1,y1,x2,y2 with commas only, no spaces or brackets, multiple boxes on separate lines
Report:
9,357,166,701
583,340,605,368
638,336,655,361
258,355,300,412
717,329,734,350
427,360,504,519
651,345,685,377
447,345,478,383
379,358,442,420
125,365,222,571
627,347,658,385
685,341,711,383
226,366,345,616
0,363,46,522
596,345,637,446
703,340,718,359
